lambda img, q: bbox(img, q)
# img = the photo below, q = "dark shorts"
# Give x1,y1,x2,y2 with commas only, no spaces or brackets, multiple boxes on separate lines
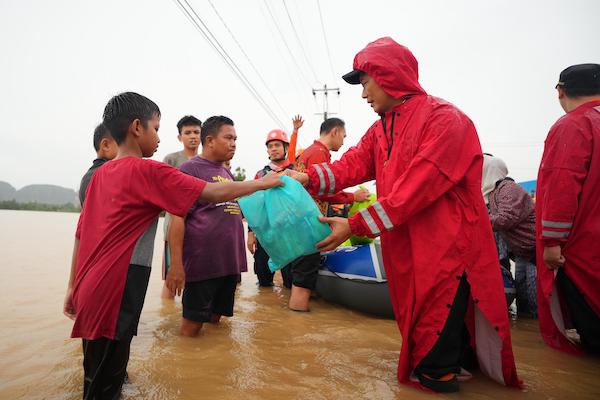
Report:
289,253,321,290
115,264,151,340
182,275,238,323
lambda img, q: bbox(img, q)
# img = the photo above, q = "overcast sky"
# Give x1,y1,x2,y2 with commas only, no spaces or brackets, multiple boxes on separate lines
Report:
1,0,599,190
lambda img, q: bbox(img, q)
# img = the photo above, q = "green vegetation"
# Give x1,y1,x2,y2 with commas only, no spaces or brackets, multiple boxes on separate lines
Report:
0,200,80,213
234,166,247,181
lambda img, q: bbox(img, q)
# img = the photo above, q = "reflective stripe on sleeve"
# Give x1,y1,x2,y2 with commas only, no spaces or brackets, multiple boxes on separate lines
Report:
542,220,573,229
321,163,336,195
372,201,393,230
542,230,570,238
359,208,381,235
314,164,326,196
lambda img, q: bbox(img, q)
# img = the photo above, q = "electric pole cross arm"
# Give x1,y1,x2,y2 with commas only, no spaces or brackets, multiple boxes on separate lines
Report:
313,84,340,121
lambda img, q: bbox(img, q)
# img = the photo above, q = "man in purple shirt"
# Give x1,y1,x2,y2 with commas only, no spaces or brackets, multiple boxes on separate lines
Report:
168,115,247,337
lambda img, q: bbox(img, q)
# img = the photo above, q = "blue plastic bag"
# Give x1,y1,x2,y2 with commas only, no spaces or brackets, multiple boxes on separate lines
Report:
239,176,331,272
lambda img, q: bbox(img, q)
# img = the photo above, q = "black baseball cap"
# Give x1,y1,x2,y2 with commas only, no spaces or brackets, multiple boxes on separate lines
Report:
556,63,600,92
342,70,363,85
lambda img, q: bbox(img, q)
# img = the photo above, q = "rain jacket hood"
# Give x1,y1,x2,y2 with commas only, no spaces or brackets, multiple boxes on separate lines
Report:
352,37,426,99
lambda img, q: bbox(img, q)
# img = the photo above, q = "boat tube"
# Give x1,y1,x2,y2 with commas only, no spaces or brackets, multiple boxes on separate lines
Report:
316,241,395,319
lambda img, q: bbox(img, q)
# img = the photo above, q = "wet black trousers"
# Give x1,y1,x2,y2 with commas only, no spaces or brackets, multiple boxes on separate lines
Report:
82,336,131,400
253,241,275,287
556,269,600,355
415,273,474,378
254,240,293,288
81,264,150,399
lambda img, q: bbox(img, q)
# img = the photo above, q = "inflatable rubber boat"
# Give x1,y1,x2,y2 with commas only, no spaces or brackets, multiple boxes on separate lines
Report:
316,240,395,319
316,240,517,318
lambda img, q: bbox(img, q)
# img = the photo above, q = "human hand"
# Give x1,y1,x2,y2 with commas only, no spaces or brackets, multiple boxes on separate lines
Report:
292,114,304,130
316,216,352,251
353,188,370,203
543,245,565,270
247,231,257,254
166,262,186,296
63,287,76,320
283,169,309,186
259,171,284,189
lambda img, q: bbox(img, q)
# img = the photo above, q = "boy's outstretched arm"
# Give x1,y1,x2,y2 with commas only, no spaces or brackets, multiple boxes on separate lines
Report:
63,238,79,320
199,171,283,203
166,215,186,296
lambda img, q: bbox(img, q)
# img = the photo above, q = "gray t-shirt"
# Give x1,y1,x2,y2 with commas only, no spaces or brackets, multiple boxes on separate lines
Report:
130,218,158,267
162,151,193,238
163,150,189,168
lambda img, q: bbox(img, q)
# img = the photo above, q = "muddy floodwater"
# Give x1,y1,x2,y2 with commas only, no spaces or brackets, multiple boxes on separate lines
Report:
1,210,599,399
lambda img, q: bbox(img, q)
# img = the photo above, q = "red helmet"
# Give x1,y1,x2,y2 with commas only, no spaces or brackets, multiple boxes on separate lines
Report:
265,129,289,145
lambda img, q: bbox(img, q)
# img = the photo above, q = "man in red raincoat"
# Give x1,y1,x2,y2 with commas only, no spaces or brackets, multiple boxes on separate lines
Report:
536,63,600,356
287,37,520,392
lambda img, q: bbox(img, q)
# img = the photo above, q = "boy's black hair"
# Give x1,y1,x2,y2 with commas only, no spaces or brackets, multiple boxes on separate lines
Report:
92,123,112,151
320,117,345,135
201,116,234,145
177,115,203,134
102,92,161,145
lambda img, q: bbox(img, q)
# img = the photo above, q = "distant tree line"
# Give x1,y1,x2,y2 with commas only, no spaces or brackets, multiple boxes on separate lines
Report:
234,167,246,181
0,200,80,213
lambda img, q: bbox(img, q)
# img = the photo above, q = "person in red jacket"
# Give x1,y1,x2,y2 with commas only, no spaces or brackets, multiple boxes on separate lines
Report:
536,63,600,356
287,37,520,392
288,118,370,311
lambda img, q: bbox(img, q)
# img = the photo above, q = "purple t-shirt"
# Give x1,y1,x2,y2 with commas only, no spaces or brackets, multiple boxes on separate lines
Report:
180,156,247,281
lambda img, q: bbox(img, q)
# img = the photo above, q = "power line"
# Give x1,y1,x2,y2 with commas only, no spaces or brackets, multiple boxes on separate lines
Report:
262,0,313,88
257,0,307,103
316,0,336,82
206,0,290,119
178,0,285,127
172,0,286,128
281,0,321,84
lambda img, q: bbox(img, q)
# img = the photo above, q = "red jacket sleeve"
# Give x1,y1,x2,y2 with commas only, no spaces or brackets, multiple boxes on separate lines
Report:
306,126,377,198
347,110,480,237
538,118,592,246
320,191,355,204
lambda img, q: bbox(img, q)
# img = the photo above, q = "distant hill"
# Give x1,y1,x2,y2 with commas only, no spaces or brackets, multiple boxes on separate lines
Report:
0,181,17,201
0,181,78,205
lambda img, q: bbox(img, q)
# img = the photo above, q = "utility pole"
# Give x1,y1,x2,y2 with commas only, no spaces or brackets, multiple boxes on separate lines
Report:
312,84,340,122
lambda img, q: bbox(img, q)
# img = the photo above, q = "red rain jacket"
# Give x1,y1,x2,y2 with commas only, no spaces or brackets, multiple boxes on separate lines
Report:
306,37,520,388
536,100,600,354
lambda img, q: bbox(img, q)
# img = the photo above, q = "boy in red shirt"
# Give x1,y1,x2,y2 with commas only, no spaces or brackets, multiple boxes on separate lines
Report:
62,92,281,399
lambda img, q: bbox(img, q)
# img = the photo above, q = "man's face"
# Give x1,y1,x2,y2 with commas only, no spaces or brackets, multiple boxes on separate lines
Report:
178,125,201,151
208,124,237,162
360,73,397,114
267,140,286,161
138,114,161,157
331,126,347,152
